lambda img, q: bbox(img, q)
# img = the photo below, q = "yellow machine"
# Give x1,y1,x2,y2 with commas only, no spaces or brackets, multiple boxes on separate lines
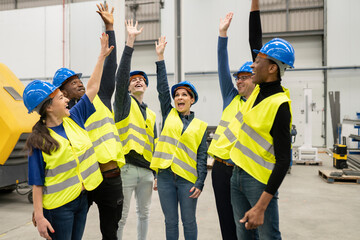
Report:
0,63,38,194
333,143,348,169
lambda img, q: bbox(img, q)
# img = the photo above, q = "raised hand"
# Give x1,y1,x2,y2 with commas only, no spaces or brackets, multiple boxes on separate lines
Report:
155,36,167,61
96,3,114,31
126,19,144,47
100,32,114,58
219,12,233,37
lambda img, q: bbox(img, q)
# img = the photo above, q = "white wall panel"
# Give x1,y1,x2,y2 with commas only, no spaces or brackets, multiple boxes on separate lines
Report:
44,5,63,77
327,0,360,66
69,2,104,76
0,1,124,80
0,8,46,78
182,0,252,73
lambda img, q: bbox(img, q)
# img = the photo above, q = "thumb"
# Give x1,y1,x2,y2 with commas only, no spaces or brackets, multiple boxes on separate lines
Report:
240,214,248,223
189,186,195,193
48,223,55,234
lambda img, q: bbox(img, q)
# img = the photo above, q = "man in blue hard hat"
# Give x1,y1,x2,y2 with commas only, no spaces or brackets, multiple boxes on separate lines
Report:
223,37,294,239
207,1,261,239
114,20,157,240
52,4,125,240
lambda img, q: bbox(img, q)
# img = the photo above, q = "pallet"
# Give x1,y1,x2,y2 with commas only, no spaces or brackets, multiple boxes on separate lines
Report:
318,170,360,184
293,160,323,166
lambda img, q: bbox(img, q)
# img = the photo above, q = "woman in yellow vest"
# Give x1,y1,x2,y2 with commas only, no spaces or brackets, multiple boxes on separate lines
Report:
23,33,113,240
151,36,208,240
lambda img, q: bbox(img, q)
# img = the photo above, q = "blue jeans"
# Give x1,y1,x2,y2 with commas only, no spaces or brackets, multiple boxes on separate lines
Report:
117,164,153,240
230,166,281,240
157,168,198,240
43,191,88,240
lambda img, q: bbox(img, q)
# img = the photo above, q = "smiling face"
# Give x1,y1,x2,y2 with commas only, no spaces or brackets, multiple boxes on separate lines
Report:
250,53,280,85
60,75,85,100
128,76,147,95
174,88,194,115
235,72,256,99
46,90,70,119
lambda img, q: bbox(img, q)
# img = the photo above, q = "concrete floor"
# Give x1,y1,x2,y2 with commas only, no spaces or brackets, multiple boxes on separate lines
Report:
1,152,359,240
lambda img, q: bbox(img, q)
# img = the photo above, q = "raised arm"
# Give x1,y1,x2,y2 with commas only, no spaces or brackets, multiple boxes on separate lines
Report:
86,33,114,102
125,19,143,48
114,20,143,122
97,3,117,111
218,12,238,110
155,36,172,120
249,0,263,62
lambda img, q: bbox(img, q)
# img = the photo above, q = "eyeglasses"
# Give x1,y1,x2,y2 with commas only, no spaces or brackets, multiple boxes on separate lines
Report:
234,75,251,81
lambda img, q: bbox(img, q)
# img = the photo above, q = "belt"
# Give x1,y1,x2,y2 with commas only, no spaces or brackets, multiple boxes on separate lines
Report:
215,157,234,167
102,167,121,178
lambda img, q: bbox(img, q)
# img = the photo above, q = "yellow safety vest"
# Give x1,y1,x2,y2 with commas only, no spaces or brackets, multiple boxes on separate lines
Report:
228,85,292,184
42,118,103,210
85,95,125,168
115,97,156,162
151,108,208,184
207,95,244,159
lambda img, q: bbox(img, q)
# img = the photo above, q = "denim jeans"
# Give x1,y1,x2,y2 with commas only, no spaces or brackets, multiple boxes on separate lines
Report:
231,166,281,240
43,191,88,240
157,168,198,240
88,173,123,240
117,164,153,240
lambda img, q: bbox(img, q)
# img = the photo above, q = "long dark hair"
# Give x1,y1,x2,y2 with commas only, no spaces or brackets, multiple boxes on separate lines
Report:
25,98,60,155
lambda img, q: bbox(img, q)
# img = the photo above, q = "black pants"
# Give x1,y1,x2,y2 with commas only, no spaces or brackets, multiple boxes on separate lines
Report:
88,174,124,240
211,160,237,240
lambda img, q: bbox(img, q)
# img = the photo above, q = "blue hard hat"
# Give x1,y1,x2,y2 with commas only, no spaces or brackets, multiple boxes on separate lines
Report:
253,38,295,68
130,71,149,86
53,67,82,88
171,81,199,104
23,80,57,113
233,61,253,77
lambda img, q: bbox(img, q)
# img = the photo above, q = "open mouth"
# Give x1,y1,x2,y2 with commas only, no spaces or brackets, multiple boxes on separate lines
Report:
78,88,85,92
177,103,185,107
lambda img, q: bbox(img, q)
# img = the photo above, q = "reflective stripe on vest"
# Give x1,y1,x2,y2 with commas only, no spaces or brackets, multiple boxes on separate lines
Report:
85,95,125,168
151,108,207,184
42,118,103,210
115,97,156,162
208,95,244,159
213,108,244,158
229,85,292,184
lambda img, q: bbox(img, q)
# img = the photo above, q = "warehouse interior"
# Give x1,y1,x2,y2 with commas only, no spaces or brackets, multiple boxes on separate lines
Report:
1,0,360,239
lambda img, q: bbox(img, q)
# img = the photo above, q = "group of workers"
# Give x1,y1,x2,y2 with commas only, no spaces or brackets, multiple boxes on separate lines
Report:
22,0,294,239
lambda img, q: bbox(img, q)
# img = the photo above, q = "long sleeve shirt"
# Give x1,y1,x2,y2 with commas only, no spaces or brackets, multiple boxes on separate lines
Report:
98,30,117,111
216,10,263,164
156,60,208,191
114,45,157,170
253,81,291,195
